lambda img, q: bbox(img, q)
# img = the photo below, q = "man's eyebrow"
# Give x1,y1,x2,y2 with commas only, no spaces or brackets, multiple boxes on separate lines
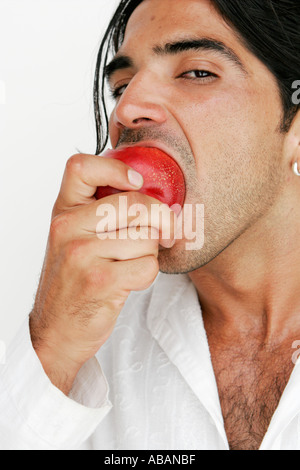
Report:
153,37,248,74
104,36,248,83
104,56,134,83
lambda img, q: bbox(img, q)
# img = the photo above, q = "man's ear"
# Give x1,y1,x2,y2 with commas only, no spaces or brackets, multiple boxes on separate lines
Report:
283,110,300,172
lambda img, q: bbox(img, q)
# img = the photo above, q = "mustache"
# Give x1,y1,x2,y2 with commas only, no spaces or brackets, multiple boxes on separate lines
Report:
117,127,172,147
116,127,194,164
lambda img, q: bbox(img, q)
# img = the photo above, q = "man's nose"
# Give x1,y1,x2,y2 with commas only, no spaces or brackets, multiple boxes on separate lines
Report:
112,73,168,130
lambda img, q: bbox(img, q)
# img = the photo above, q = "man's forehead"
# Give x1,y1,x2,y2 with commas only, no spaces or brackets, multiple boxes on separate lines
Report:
119,0,245,60
124,0,228,40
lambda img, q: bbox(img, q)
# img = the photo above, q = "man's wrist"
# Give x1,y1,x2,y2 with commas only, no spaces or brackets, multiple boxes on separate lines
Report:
29,315,81,395
34,347,80,395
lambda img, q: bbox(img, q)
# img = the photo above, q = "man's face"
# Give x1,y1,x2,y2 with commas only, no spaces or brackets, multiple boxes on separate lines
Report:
107,0,287,274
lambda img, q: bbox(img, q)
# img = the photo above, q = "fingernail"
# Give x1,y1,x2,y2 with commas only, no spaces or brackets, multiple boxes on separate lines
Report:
128,169,144,188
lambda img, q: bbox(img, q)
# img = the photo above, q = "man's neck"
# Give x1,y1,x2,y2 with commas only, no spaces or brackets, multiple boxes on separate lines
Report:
188,188,300,343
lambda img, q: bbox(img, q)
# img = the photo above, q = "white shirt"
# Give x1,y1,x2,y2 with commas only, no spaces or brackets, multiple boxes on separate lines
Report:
1,272,300,450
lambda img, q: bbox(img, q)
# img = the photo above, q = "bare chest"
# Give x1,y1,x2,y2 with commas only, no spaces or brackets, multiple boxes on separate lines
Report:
208,342,295,450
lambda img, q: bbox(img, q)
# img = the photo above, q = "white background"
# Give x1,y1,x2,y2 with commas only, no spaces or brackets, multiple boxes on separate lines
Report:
0,0,118,348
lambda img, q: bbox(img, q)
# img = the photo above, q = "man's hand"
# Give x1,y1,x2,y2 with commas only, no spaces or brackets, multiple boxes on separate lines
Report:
29,153,177,395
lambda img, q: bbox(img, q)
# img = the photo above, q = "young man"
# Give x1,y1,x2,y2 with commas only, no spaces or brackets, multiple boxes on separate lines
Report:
1,0,300,450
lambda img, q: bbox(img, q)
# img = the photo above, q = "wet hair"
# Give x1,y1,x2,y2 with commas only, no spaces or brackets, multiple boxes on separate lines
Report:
93,0,300,154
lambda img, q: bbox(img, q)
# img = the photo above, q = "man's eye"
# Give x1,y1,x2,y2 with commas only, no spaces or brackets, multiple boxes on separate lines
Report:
109,70,217,100
110,84,128,100
179,70,217,81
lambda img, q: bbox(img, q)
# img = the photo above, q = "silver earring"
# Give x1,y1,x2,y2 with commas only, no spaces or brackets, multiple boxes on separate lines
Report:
293,162,300,176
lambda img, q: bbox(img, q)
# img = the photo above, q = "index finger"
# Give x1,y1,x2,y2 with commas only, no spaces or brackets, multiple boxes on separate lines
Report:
54,153,144,214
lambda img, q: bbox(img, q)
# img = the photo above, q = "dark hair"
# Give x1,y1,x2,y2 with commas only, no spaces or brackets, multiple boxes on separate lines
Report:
93,0,300,154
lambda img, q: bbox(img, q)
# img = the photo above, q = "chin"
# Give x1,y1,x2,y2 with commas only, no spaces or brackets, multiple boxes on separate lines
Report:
158,241,211,275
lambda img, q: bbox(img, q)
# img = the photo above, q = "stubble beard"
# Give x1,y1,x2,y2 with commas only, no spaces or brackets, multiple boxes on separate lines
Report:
158,138,286,275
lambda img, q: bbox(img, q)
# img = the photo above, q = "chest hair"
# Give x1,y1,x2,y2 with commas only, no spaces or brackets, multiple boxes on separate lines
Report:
208,338,295,450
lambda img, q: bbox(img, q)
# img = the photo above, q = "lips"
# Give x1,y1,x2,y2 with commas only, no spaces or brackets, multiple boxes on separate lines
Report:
95,146,186,208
